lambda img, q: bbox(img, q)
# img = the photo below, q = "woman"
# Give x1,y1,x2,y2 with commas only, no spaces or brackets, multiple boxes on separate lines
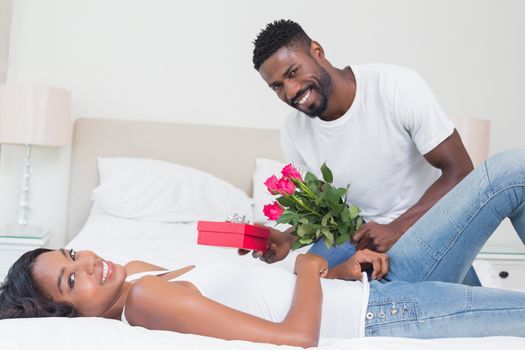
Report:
1,150,525,347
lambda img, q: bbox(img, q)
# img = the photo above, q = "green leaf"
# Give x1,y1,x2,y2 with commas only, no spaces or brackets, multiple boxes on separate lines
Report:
354,216,363,232
291,239,303,250
315,227,322,239
349,205,360,219
335,233,350,246
341,207,351,225
337,224,349,236
276,196,296,207
330,204,344,216
299,236,313,245
304,172,318,185
276,210,296,224
297,223,315,237
297,217,309,224
321,213,332,227
320,162,333,183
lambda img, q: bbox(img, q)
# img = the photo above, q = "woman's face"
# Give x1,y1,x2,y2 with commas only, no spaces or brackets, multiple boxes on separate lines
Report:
32,249,128,317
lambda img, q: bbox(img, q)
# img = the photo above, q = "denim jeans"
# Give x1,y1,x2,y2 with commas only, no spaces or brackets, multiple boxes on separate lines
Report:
365,149,525,337
309,237,482,285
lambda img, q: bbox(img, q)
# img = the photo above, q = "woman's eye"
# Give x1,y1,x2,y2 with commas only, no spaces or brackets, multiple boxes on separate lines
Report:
289,68,298,77
69,249,76,261
68,274,75,289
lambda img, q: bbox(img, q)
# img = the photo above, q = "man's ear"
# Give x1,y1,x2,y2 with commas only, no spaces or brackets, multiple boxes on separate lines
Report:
310,41,325,60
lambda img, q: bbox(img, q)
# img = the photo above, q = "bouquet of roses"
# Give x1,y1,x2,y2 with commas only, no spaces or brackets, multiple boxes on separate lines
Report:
263,163,362,250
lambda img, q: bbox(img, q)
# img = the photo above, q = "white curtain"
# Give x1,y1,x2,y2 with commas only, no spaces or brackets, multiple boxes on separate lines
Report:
0,0,13,84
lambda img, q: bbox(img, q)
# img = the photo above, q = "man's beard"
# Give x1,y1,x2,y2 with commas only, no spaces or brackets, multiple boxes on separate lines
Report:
304,65,332,118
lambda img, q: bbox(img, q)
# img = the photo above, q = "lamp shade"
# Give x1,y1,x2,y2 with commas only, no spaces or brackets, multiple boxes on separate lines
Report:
0,85,71,147
450,116,491,167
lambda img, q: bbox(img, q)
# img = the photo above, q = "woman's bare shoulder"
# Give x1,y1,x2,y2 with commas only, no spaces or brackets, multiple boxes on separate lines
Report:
124,260,166,275
124,275,197,328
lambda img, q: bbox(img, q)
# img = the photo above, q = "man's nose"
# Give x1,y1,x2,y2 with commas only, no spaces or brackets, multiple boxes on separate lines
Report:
284,80,301,103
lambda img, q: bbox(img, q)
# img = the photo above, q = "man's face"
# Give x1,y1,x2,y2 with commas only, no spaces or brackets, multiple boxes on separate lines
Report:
259,46,332,118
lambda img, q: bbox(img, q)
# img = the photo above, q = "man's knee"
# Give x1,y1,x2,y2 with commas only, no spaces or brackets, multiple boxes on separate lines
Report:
486,149,525,183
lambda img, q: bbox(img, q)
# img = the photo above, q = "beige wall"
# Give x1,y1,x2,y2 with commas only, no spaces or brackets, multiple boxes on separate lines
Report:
1,0,525,252
0,0,12,83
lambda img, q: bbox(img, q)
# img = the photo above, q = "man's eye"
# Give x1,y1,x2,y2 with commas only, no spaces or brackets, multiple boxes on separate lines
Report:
289,69,297,77
69,249,76,261
272,85,281,91
68,274,75,289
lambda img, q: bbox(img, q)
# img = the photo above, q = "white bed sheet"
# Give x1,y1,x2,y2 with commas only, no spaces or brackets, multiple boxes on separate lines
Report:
1,207,524,350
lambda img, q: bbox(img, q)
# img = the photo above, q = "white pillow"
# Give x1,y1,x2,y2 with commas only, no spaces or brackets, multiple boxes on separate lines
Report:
252,158,288,224
92,157,253,222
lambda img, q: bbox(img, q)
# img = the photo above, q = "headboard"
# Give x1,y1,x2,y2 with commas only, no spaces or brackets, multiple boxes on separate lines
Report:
66,117,490,242
66,118,284,241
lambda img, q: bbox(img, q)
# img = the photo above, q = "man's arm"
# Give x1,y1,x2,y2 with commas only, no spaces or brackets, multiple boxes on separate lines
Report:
354,130,473,252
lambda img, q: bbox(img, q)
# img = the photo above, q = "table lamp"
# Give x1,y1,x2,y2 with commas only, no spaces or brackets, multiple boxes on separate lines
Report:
0,85,71,237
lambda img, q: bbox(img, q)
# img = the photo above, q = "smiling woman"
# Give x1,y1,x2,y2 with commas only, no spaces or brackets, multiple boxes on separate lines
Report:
31,249,129,319
2,149,525,346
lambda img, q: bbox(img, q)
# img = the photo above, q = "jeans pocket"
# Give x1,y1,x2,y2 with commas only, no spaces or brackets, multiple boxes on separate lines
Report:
365,298,419,329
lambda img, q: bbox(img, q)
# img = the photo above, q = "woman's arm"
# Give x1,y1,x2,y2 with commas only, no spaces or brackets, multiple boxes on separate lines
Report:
325,249,389,280
124,254,326,347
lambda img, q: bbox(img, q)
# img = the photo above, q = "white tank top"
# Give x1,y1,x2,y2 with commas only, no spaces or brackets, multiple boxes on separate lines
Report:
123,261,369,338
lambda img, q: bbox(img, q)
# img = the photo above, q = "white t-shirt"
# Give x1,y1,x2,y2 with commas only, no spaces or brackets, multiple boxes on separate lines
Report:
281,63,454,224
123,262,369,338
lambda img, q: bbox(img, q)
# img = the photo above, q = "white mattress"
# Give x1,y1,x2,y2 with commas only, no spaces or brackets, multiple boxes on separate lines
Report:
0,207,523,350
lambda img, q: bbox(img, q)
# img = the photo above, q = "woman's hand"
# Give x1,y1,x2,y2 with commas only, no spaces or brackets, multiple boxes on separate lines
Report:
327,249,389,281
294,253,328,278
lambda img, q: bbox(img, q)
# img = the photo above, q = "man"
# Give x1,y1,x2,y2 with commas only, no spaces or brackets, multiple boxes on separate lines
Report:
246,20,478,283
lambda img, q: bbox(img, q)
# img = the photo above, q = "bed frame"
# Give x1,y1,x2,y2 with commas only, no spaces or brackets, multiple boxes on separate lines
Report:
66,118,283,241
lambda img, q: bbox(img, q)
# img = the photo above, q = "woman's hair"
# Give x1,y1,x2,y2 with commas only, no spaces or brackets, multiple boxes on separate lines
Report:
0,248,78,319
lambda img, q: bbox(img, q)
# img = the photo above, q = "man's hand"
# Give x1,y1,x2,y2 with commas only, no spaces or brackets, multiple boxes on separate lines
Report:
238,226,295,264
327,249,389,280
353,222,402,253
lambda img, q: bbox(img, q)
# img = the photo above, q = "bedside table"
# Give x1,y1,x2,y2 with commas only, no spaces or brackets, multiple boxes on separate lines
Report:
476,252,525,293
0,233,52,281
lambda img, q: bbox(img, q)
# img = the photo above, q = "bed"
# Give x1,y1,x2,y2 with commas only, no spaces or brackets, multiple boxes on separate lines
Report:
0,118,523,350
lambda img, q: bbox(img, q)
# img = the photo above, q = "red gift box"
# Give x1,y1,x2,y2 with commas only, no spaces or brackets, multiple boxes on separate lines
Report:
197,221,270,251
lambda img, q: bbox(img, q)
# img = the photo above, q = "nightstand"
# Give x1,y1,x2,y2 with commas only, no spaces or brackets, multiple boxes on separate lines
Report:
0,232,52,281
476,252,525,293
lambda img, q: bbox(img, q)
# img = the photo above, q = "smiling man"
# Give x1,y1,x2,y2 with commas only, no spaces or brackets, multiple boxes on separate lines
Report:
250,20,480,285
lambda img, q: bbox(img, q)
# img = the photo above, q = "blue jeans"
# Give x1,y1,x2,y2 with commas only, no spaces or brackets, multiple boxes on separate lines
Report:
366,280,525,337
366,149,525,337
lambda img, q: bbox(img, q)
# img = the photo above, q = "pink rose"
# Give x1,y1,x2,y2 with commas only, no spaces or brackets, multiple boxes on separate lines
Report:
276,177,296,195
281,163,302,181
263,201,284,221
264,175,280,194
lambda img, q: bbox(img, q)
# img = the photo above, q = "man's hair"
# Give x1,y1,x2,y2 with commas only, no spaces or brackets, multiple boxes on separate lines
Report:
0,248,78,319
252,19,312,70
